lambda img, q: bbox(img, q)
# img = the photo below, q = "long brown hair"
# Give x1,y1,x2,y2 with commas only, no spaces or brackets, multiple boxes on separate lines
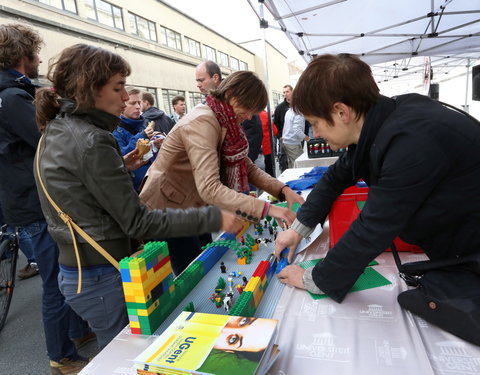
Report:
35,44,131,131
292,54,380,124
210,71,268,113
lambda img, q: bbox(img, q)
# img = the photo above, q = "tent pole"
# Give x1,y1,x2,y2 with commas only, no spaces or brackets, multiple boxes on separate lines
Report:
464,58,470,113
258,1,276,177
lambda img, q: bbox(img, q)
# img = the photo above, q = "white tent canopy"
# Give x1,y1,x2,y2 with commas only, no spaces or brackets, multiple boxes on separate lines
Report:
254,0,480,86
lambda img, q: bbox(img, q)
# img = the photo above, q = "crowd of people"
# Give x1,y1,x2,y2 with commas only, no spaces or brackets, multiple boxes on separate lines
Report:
2,21,479,375
0,23,297,374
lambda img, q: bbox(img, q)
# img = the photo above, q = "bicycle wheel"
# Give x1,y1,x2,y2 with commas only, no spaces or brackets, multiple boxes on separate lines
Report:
0,233,18,332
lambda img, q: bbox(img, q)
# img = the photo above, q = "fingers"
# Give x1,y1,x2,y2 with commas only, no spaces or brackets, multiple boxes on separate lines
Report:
287,247,296,264
220,210,243,233
276,265,306,289
145,127,154,138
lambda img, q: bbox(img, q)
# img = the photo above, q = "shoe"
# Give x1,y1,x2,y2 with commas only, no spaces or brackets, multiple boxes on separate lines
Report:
17,262,39,279
50,355,90,375
72,331,96,350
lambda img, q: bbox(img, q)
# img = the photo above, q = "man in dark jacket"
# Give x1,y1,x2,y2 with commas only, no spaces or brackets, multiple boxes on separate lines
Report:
275,54,480,303
273,85,293,172
241,114,263,163
0,23,91,373
141,91,175,134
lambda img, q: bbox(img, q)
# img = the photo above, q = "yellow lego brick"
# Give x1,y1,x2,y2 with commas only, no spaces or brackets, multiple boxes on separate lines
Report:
137,309,148,316
244,276,260,292
236,221,251,239
130,269,142,278
129,320,140,328
134,295,148,303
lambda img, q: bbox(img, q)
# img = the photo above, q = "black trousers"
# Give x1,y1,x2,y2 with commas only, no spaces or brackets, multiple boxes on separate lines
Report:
161,233,212,275
264,154,275,177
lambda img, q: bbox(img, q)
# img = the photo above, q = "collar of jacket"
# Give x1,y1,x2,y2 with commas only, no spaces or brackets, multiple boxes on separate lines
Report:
351,95,396,180
59,99,121,132
120,115,145,134
0,69,37,97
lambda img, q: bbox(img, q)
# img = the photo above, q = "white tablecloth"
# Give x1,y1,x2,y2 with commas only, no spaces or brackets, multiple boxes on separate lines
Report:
294,150,337,168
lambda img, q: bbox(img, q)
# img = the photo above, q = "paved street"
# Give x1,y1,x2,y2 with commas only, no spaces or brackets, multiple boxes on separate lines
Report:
0,252,99,375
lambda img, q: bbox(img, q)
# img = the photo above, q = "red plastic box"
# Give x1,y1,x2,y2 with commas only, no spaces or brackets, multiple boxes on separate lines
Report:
329,186,423,252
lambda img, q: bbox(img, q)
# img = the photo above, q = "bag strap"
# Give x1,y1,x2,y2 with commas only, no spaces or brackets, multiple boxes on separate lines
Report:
35,135,120,294
390,242,420,287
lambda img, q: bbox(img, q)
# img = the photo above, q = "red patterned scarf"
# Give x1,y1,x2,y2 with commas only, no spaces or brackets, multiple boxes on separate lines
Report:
206,95,249,193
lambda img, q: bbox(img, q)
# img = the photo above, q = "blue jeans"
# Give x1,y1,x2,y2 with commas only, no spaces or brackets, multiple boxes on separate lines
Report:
6,226,35,264
59,270,128,349
20,220,90,361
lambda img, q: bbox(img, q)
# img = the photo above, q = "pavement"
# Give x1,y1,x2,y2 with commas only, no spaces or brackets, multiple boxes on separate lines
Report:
0,252,99,375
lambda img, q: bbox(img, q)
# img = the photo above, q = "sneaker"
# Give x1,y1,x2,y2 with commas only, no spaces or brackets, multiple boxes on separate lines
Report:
71,331,97,350
50,355,90,375
17,262,39,279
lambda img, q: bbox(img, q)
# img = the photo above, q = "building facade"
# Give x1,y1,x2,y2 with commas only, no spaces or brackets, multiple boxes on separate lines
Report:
0,0,290,115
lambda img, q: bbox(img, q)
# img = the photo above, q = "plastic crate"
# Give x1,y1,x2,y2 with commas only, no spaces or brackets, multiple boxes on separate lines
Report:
329,186,423,252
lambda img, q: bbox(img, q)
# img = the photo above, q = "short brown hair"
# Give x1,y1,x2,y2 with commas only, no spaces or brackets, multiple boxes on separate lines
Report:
172,95,185,106
292,54,380,124
141,91,154,105
210,71,267,113
127,87,140,97
36,44,131,131
0,23,43,70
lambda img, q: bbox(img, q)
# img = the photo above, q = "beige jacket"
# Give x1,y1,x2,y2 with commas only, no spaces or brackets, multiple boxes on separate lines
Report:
140,104,285,223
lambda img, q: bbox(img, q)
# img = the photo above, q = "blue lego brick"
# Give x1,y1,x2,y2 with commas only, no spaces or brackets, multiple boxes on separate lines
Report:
120,268,131,282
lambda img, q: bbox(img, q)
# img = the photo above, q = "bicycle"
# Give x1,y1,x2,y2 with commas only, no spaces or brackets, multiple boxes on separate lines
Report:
0,224,19,332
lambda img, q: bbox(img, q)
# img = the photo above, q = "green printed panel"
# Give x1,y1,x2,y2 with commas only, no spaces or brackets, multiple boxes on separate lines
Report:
298,258,389,300
274,201,301,212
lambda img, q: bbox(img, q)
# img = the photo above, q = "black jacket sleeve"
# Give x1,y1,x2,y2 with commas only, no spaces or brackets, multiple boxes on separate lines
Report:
311,132,450,302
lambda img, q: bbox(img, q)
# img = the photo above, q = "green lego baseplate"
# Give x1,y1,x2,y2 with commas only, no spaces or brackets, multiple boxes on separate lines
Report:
298,258,390,300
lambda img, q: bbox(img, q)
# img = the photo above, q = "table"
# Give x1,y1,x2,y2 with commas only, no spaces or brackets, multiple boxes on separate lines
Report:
294,150,338,168
80,167,480,375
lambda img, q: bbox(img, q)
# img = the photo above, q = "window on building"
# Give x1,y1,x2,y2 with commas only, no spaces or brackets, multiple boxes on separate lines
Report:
185,37,201,57
230,57,239,71
272,92,283,107
204,45,217,62
129,12,157,41
159,26,182,50
189,92,204,110
136,86,159,108
37,0,77,13
219,51,229,67
239,61,248,71
162,89,186,116
85,0,123,30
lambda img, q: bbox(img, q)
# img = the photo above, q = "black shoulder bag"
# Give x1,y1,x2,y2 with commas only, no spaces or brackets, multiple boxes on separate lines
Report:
392,243,480,345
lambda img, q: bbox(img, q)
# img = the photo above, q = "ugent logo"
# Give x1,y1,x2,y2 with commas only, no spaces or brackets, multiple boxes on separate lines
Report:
165,337,197,364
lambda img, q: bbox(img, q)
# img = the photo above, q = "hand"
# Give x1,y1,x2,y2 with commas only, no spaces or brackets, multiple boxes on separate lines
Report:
152,137,164,148
281,186,305,210
144,126,154,139
123,149,149,171
277,264,306,289
275,228,302,263
220,209,243,233
267,204,296,229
